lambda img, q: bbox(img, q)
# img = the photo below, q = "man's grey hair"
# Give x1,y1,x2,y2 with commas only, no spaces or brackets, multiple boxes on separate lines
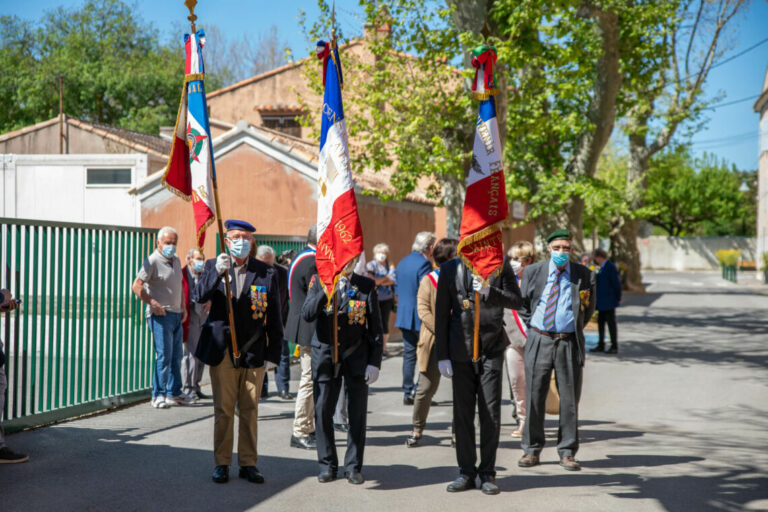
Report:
307,224,318,245
373,243,390,254
186,248,202,259
157,226,178,240
412,232,437,253
256,245,276,259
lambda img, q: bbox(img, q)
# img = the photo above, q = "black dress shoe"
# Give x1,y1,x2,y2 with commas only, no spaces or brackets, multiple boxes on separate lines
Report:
333,422,349,433
405,433,421,448
261,387,269,398
291,435,317,450
589,345,605,353
446,474,476,492
431,400,439,406
318,469,337,483
403,396,414,406
196,390,209,399
479,474,500,495
239,466,265,483
606,346,618,354
278,390,294,400
345,470,364,485
212,465,229,483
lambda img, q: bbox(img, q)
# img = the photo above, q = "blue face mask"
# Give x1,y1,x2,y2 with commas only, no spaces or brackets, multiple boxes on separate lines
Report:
229,239,251,259
551,250,569,267
161,244,176,258
192,260,204,272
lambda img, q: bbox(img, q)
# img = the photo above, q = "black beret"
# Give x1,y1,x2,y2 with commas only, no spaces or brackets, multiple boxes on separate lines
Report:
224,219,256,233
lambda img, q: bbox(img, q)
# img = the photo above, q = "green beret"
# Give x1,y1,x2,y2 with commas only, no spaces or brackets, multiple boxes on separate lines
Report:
546,229,571,244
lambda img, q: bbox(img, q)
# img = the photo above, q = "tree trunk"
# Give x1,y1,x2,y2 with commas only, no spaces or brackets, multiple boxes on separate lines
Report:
443,172,465,238
609,217,645,293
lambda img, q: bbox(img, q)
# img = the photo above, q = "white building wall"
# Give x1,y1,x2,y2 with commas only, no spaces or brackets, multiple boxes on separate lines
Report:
0,154,147,227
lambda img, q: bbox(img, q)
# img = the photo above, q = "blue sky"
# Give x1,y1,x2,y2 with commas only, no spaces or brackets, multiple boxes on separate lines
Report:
3,0,767,171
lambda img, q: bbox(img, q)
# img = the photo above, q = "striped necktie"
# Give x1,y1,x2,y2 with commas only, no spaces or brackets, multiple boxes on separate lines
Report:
542,269,563,330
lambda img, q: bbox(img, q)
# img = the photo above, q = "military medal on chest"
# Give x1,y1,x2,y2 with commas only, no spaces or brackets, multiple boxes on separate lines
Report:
250,285,268,319
463,298,472,310
348,300,366,325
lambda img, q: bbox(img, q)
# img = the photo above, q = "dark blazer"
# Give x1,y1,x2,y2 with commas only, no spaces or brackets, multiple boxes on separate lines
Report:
394,251,432,332
596,260,622,311
519,260,596,366
435,258,523,363
301,273,384,374
192,256,283,368
284,247,317,347
274,262,289,327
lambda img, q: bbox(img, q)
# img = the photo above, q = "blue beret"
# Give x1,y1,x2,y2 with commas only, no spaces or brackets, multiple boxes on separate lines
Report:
224,219,256,233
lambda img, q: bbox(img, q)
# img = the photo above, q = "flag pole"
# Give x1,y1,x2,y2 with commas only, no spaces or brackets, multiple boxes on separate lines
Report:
185,0,240,361
329,0,340,373
473,291,481,364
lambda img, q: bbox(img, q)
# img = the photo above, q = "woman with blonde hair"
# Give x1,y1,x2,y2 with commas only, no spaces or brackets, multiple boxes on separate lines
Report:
504,240,536,438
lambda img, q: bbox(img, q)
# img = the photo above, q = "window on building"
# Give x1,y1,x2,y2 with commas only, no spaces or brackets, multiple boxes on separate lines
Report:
86,168,132,186
261,116,302,137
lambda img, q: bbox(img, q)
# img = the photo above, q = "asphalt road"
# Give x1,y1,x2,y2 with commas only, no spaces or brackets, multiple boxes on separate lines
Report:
1,271,766,511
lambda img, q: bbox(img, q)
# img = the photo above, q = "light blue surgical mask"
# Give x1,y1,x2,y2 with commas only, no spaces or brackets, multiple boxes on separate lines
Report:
192,260,205,273
551,251,569,267
161,244,176,258
229,239,251,259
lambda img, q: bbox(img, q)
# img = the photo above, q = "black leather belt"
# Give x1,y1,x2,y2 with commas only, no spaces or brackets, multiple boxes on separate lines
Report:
531,327,574,340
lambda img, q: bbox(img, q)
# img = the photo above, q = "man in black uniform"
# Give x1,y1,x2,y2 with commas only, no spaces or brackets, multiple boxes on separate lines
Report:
193,219,283,485
301,268,383,485
285,225,319,450
435,257,522,495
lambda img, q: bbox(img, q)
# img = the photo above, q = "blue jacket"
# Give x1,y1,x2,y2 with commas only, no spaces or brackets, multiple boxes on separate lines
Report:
394,251,432,331
596,260,622,311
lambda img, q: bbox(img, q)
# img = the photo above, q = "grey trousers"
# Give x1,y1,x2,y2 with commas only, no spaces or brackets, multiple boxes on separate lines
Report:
182,307,206,395
522,331,581,458
412,349,440,433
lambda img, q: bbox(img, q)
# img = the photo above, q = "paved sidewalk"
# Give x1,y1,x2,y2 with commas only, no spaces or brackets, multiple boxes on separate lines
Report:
1,271,766,511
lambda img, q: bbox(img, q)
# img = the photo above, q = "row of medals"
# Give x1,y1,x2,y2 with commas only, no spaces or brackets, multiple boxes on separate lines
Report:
251,285,268,319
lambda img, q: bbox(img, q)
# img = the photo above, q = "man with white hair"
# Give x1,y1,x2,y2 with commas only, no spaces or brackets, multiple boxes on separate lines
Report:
131,226,190,409
395,232,436,405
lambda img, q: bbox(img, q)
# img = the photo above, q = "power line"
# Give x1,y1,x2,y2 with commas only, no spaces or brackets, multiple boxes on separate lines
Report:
704,94,760,110
690,130,756,145
710,36,768,70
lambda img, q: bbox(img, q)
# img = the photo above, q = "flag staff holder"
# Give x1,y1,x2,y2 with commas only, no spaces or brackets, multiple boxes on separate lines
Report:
185,0,240,362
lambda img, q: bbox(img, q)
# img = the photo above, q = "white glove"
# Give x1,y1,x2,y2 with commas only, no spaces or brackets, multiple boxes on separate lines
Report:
472,274,489,294
265,361,277,371
438,359,453,378
365,365,379,385
215,253,230,275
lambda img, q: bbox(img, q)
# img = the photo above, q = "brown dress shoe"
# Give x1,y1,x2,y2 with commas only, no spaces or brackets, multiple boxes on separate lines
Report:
559,455,581,471
518,453,540,468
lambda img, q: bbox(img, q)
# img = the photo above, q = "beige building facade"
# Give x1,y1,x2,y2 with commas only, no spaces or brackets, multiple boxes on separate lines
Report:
754,67,768,279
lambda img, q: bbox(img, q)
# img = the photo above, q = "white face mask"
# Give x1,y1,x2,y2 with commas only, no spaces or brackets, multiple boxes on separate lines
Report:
510,260,522,274
375,253,387,263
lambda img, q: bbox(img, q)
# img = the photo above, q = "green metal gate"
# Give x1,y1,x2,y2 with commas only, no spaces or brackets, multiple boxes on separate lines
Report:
1,218,157,432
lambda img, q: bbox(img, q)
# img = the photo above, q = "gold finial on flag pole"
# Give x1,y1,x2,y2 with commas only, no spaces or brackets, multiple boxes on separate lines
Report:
185,0,198,31
330,0,337,48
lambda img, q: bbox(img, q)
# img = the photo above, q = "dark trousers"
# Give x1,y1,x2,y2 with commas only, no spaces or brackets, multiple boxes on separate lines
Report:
276,338,291,393
312,343,368,474
522,332,581,458
452,354,504,477
401,328,419,398
597,309,618,350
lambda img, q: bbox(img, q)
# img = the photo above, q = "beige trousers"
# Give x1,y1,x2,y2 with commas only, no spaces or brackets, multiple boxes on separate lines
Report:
505,344,527,426
210,353,265,466
292,345,315,437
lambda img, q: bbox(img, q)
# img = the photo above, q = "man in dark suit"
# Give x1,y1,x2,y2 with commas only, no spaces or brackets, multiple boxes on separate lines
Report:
435,257,523,495
589,248,622,354
192,219,283,485
301,268,383,485
285,225,318,450
394,232,436,405
517,229,596,472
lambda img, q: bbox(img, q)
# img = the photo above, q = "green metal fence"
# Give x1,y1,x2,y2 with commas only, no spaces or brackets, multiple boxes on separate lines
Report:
1,218,156,432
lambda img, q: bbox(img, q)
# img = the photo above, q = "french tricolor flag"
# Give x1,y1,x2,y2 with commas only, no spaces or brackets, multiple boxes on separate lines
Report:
314,39,364,298
457,45,508,281
162,30,216,249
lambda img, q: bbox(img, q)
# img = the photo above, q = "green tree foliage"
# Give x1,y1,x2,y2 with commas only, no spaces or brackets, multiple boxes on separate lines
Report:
0,0,228,136
643,148,752,237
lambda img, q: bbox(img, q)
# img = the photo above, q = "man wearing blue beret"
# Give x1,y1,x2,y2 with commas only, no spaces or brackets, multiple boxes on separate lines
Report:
192,219,283,484
517,229,595,471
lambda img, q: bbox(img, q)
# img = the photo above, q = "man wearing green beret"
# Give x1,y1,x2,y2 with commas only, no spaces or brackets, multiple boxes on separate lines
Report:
516,229,595,471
